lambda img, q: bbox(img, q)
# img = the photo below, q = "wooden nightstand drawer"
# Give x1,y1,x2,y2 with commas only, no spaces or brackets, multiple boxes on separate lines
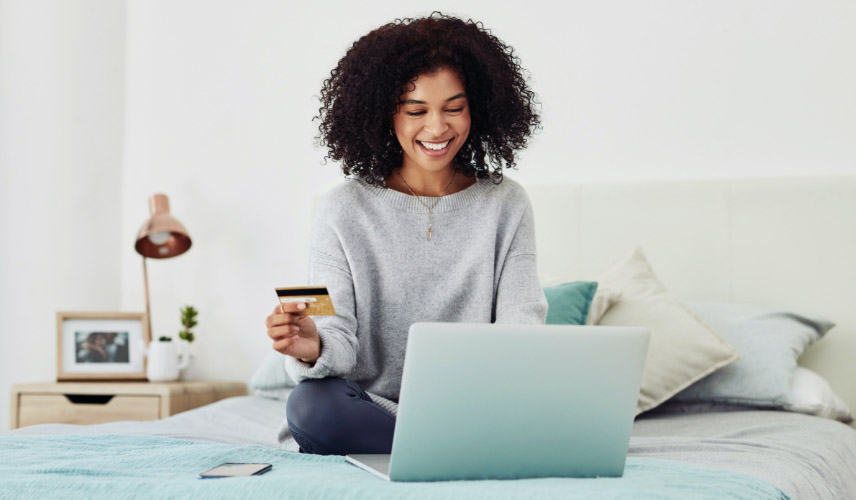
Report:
10,381,247,429
17,394,161,427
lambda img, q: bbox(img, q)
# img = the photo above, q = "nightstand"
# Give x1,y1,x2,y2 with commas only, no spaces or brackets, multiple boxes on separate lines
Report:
9,381,247,429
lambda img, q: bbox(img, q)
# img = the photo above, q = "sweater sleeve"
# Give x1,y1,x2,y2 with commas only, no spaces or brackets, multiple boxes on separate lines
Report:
284,208,359,383
493,191,548,325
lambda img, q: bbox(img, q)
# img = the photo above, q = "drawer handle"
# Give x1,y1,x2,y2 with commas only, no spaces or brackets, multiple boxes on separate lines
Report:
64,394,115,405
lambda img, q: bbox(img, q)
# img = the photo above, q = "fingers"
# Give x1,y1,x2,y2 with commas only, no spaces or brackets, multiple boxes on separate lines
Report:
267,324,300,340
267,302,310,354
266,301,310,327
265,311,296,329
272,302,308,315
273,336,296,354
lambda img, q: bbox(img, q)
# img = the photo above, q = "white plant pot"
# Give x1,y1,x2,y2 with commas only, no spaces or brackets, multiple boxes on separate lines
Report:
177,339,196,381
146,340,190,382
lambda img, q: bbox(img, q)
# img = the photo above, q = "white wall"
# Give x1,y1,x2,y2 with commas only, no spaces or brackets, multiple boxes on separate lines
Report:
1,0,854,431
521,1,856,185
0,0,125,430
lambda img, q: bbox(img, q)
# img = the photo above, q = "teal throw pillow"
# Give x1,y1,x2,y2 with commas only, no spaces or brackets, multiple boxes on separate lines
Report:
544,281,599,325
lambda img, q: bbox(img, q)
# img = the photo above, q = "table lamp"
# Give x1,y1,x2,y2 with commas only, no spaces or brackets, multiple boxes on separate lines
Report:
134,193,192,344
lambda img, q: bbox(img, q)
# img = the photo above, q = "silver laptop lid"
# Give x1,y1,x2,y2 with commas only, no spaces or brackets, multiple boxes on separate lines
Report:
388,323,649,481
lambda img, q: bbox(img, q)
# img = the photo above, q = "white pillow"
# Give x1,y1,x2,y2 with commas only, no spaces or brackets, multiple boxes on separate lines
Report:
595,248,739,415
586,287,622,325
789,366,853,422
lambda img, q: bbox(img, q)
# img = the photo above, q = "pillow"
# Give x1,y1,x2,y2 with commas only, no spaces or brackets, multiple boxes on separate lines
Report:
255,387,294,401
675,301,834,408
544,281,598,325
644,400,758,415
638,368,853,423
250,351,297,396
595,248,739,415
587,287,622,325
788,367,852,422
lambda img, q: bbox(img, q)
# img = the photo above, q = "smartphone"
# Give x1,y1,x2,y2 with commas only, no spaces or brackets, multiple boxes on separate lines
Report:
199,463,272,479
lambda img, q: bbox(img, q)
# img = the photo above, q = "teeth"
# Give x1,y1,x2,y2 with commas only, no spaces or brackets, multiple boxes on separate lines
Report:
419,140,450,151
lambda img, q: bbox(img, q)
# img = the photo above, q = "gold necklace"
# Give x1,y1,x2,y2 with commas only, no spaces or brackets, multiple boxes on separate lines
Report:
397,170,457,240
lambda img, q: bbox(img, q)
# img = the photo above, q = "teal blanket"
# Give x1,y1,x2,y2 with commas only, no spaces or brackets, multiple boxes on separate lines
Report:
0,434,788,500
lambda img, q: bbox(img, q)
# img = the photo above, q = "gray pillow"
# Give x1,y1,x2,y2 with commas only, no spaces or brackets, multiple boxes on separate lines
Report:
673,301,834,408
250,351,296,396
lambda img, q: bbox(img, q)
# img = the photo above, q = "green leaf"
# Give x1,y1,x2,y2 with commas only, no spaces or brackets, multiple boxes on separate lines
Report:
179,305,199,335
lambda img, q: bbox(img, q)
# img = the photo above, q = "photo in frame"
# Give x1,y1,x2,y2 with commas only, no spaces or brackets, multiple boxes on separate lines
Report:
56,312,148,381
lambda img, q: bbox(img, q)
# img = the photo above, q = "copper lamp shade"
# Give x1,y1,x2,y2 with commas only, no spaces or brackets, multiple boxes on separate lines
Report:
135,194,192,258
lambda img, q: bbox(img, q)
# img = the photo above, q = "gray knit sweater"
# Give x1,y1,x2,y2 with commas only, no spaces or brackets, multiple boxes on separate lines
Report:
284,175,547,415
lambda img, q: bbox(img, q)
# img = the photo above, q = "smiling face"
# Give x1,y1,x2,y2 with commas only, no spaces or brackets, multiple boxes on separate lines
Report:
392,67,471,177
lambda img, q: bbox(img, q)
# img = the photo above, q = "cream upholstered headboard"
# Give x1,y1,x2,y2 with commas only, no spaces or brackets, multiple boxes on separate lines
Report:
526,176,856,419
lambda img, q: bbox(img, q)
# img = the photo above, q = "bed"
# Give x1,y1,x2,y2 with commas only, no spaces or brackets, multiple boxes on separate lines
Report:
3,176,855,499
5,395,855,498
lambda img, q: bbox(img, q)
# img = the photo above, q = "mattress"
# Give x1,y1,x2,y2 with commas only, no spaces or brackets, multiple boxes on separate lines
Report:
7,394,856,499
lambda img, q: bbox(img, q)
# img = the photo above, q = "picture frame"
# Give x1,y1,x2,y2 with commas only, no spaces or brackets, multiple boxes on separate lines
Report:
56,312,148,381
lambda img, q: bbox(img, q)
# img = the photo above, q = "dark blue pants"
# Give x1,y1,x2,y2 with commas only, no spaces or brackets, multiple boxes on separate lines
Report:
286,377,397,456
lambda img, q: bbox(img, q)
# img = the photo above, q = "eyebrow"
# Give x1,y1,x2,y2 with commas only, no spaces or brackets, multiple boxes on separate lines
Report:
399,93,467,105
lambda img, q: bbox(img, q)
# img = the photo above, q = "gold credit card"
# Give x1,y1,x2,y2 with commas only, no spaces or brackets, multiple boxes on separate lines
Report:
275,286,336,316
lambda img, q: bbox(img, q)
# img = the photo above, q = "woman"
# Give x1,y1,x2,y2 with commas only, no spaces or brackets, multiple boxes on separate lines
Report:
78,332,108,363
265,12,546,455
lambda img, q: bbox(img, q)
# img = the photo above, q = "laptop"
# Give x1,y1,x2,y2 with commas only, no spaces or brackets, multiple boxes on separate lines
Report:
346,322,650,482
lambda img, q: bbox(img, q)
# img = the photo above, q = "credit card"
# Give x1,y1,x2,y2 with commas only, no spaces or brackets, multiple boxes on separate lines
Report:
275,286,336,316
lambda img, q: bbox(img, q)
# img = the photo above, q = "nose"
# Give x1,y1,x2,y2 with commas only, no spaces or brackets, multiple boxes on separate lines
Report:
424,111,449,137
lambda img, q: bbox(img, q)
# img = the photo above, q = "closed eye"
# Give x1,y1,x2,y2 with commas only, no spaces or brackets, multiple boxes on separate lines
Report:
405,108,465,117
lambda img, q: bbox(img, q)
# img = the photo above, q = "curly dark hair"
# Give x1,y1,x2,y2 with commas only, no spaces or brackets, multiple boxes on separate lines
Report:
316,12,540,185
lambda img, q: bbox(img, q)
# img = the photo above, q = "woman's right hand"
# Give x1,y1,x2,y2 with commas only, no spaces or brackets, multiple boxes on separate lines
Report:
266,302,321,364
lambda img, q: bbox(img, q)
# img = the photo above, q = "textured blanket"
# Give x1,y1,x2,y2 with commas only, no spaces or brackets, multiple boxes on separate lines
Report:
0,434,788,500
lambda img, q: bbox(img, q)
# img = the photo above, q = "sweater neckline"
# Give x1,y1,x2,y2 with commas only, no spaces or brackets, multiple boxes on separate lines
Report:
356,176,494,213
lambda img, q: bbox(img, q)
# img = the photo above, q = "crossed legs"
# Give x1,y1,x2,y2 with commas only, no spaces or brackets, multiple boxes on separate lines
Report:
286,377,396,455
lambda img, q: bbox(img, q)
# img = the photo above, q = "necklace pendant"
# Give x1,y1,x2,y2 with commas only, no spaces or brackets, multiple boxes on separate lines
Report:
428,226,432,240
